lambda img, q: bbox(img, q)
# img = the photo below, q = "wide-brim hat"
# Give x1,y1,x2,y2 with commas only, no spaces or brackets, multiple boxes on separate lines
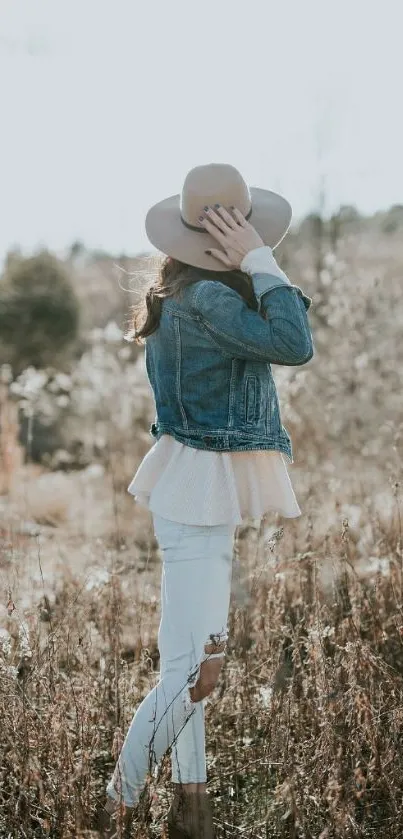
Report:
145,162,292,272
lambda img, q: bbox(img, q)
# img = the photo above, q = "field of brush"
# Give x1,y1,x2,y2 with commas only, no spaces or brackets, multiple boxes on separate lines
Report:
1,215,402,837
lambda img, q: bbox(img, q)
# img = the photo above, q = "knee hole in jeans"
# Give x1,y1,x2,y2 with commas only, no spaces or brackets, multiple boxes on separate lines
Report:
204,639,226,656
187,635,227,704
204,630,227,659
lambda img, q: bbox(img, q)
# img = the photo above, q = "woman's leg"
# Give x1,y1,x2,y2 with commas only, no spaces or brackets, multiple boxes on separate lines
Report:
166,520,235,788
105,513,236,807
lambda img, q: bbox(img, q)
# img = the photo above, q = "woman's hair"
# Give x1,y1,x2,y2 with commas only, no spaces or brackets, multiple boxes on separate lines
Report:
124,255,259,345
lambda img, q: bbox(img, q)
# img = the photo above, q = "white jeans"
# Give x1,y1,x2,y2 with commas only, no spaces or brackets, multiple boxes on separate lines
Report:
106,512,236,806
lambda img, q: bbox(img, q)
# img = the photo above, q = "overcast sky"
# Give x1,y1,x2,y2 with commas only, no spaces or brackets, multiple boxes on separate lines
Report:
0,0,402,270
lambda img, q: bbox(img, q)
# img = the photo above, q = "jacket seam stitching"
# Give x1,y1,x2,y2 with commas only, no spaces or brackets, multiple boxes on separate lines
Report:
245,375,258,425
228,360,237,429
173,316,188,431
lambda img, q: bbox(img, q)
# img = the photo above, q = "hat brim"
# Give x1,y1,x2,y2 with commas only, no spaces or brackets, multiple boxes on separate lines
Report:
145,187,292,272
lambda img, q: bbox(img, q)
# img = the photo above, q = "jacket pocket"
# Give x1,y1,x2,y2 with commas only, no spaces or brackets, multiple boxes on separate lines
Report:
267,375,281,433
244,375,260,425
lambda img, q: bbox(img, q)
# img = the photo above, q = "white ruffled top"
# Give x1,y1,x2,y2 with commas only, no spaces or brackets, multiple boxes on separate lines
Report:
127,246,302,526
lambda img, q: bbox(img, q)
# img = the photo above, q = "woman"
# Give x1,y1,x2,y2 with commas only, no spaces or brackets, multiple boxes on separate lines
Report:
97,163,314,838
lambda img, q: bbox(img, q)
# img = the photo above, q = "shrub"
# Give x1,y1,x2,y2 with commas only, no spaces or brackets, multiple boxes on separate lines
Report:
0,250,80,374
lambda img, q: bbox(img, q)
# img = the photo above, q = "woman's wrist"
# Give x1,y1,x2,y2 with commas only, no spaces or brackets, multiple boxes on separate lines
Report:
240,246,291,283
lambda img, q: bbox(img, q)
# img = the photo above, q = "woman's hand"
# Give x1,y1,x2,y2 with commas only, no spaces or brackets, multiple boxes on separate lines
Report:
197,204,265,269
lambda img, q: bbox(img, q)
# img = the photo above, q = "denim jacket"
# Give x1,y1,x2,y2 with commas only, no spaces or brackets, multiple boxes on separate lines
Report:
145,248,314,464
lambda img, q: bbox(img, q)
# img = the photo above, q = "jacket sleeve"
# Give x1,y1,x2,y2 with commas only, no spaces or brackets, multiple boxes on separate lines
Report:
190,265,314,366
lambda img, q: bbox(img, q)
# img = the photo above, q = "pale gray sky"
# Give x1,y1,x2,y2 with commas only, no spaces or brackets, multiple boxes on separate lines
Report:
0,0,402,270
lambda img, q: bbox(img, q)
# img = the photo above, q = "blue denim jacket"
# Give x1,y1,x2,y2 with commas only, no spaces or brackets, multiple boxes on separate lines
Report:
145,265,314,464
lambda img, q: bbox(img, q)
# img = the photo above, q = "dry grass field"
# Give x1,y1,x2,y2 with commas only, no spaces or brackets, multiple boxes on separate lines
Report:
1,217,402,837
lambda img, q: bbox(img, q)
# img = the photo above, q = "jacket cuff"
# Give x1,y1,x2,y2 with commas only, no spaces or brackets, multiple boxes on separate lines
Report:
240,246,291,283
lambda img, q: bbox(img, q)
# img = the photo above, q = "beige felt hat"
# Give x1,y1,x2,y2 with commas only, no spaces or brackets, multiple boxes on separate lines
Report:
145,162,292,272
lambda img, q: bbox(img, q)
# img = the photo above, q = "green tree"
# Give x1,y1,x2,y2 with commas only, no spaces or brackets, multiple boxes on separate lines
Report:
0,250,80,374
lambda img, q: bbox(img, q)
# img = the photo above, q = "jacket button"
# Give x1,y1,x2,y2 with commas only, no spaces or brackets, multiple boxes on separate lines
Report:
203,435,214,445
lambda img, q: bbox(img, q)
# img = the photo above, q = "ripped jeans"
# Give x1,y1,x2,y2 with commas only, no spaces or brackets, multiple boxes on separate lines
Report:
106,512,237,807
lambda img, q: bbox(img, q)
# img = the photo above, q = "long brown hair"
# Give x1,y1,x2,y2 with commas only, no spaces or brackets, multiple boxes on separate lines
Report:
124,255,259,345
